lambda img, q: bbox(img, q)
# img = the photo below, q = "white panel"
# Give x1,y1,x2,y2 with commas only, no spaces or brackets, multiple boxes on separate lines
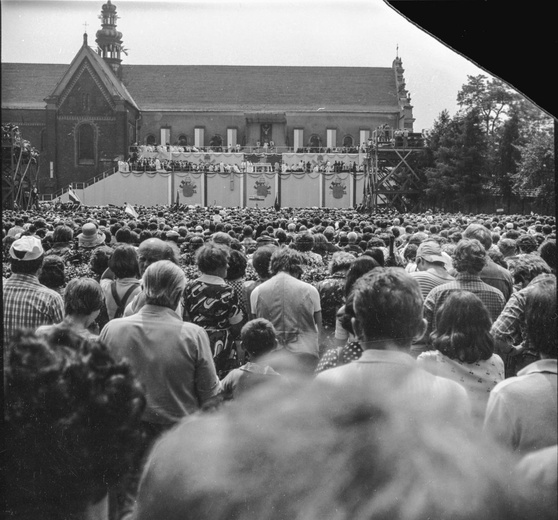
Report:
227,128,237,148
327,129,336,149
360,130,370,146
194,128,204,148
294,129,303,150
160,128,171,146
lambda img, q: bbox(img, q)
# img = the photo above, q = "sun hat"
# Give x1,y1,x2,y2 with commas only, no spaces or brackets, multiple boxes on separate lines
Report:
77,222,106,248
9,235,44,261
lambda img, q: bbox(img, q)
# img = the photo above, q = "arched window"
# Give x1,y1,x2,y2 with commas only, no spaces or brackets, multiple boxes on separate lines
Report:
309,134,321,149
178,134,188,146
77,123,95,165
343,135,354,147
40,128,47,151
209,134,223,148
145,134,156,146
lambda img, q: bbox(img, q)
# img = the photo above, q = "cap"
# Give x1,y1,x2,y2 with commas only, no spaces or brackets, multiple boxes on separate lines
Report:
416,240,445,264
9,235,44,261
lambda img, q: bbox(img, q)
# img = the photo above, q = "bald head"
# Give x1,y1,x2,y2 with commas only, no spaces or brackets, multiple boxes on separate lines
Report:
138,238,179,274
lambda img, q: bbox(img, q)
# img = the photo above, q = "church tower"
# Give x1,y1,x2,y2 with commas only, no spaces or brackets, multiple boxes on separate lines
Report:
392,55,415,131
96,0,124,79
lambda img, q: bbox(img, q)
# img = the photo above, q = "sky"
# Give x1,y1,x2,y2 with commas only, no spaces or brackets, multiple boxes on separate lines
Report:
1,0,512,132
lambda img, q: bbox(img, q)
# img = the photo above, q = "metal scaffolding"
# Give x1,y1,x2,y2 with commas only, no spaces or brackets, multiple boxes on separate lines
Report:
363,128,425,213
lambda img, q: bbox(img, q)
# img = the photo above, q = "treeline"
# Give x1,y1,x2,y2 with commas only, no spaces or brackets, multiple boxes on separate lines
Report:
418,75,555,215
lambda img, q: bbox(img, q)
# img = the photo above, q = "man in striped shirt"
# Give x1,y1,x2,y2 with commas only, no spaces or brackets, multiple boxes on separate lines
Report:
3,235,64,346
423,239,505,349
410,240,455,299
409,239,454,357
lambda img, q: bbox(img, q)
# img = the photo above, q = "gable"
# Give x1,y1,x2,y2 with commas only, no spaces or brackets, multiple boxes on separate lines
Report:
45,43,139,111
58,59,116,115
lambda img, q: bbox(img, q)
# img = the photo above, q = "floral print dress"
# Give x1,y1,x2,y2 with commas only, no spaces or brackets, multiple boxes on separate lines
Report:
183,274,244,378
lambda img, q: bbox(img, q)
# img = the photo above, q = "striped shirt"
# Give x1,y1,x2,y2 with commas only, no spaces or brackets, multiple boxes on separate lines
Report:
3,273,64,344
423,273,505,346
410,269,455,300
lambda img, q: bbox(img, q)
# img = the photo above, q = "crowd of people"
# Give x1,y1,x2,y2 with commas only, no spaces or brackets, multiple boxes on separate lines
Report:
3,202,557,520
124,155,363,174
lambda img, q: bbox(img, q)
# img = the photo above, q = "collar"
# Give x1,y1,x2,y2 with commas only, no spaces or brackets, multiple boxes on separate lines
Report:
197,273,226,285
8,273,40,283
517,358,557,377
355,349,416,367
455,272,482,282
139,304,181,320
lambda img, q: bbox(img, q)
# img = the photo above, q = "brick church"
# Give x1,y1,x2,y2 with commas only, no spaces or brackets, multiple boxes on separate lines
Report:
1,0,416,196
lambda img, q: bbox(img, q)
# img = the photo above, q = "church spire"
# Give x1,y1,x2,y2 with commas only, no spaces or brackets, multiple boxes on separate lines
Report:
95,0,124,79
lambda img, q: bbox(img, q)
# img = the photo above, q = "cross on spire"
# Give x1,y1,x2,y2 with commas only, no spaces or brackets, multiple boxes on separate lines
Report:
83,21,89,34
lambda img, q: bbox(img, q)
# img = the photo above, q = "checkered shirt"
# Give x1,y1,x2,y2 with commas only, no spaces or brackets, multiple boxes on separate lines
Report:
3,273,64,344
490,273,556,352
423,273,506,346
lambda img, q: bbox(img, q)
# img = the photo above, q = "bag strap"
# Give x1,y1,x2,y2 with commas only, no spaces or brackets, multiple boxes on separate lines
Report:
111,281,139,311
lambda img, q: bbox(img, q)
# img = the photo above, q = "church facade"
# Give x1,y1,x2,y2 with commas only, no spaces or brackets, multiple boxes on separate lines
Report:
1,0,416,197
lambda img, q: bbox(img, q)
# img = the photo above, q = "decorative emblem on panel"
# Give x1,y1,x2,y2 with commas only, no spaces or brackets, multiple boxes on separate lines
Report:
254,178,272,198
330,178,347,199
180,178,197,198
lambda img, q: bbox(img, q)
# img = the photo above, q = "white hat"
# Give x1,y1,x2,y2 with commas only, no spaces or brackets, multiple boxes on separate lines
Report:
77,223,105,248
10,235,44,261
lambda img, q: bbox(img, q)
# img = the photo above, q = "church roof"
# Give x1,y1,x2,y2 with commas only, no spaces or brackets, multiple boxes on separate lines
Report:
2,63,68,109
120,65,400,113
2,61,400,114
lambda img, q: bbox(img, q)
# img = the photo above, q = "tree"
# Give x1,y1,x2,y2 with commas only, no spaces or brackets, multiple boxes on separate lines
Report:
513,120,555,214
424,110,489,212
457,75,521,136
493,111,521,212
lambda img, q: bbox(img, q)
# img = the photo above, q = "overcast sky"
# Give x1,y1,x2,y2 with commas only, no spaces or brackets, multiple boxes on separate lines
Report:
2,0,510,132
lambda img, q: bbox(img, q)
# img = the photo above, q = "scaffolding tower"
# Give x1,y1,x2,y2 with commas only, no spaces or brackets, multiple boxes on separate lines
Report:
2,125,39,210
363,128,425,213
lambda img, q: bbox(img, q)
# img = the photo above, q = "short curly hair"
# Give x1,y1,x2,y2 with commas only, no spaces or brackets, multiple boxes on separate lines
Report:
463,223,492,251
294,232,315,252
4,327,145,519
226,249,248,280
507,253,551,287
328,251,355,275
452,239,487,274
352,268,424,347
196,242,230,274
269,247,304,278
52,224,74,243
38,254,65,289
